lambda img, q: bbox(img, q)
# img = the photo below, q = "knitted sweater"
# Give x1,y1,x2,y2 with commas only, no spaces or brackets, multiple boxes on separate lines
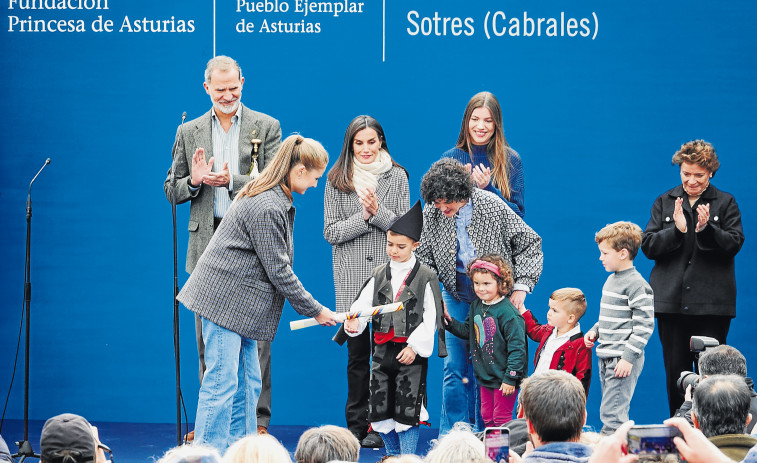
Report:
442,145,525,217
589,267,654,362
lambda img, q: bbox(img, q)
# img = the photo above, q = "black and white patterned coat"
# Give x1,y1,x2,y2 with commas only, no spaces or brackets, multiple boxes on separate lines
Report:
416,189,543,299
178,186,323,341
323,166,410,313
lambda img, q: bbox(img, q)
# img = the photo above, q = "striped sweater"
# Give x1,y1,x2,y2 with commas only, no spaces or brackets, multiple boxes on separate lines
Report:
590,267,654,362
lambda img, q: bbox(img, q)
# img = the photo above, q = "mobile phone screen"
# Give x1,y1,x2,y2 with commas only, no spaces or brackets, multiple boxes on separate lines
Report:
484,427,509,463
627,425,682,462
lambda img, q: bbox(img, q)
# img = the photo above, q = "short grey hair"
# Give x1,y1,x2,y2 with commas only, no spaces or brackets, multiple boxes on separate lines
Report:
294,425,359,463
424,423,488,463
222,434,292,463
156,444,221,463
520,370,586,443
692,374,752,438
699,345,748,377
205,55,243,83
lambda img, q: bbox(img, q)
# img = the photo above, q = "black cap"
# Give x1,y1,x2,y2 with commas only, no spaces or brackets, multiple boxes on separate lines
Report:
40,413,96,463
389,200,423,242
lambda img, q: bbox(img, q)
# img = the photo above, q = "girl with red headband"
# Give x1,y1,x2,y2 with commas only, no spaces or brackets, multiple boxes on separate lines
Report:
444,253,527,426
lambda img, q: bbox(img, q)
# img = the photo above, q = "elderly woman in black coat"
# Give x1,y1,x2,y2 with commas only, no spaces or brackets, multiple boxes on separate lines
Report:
641,139,744,415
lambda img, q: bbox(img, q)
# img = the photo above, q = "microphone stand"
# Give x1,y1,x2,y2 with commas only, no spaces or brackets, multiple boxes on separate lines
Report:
170,112,187,446
14,158,51,462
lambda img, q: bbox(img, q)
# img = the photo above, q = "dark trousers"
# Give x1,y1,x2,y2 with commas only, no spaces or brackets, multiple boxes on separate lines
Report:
346,327,372,439
369,341,428,425
656,313,731,416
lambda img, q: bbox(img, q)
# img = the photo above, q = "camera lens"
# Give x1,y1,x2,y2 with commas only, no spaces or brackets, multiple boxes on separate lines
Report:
676,371,700,397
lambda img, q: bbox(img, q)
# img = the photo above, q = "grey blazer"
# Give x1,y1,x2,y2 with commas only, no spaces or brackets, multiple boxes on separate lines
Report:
416,189,544,300
323,166,410,313
177,186,324,341
164,103,282,273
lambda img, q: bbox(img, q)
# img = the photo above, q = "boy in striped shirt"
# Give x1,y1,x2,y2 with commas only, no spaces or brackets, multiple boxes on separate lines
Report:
584,221,654,435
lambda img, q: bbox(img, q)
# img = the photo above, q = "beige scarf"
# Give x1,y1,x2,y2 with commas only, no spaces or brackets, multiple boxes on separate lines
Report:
352,149,392,193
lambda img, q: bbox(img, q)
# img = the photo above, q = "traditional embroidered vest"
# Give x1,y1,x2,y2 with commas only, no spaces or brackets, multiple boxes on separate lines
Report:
371,260,434,338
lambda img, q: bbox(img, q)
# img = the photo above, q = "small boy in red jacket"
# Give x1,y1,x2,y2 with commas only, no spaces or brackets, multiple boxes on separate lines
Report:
519,288,592,396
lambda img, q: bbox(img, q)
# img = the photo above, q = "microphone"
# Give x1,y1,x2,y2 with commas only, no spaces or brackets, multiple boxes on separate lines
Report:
29,158,51,191
170,112,188,204
27,158,51,217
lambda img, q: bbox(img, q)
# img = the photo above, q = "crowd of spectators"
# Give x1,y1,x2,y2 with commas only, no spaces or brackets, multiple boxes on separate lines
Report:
7,344,755,463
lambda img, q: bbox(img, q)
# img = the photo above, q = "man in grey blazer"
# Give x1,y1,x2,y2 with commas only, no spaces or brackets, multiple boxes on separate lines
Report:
164,55,281,435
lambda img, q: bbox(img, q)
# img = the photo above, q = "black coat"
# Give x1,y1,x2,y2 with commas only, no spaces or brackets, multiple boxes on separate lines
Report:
641,184,744,317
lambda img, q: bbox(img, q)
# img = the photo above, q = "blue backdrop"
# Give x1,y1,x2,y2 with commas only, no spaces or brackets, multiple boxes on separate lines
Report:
0,0,755,432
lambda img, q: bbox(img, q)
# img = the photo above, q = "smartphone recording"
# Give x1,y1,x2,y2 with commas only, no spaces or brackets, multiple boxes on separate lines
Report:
627,425,682,462
484,426,510,463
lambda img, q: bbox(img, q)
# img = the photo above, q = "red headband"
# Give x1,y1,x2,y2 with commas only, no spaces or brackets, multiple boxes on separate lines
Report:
470,260,501,277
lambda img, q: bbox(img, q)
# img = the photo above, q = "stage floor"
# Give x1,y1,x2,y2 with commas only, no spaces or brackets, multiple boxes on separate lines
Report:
1,420,440,462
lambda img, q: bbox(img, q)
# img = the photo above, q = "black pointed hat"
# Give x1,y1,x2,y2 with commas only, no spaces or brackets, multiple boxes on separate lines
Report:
389,200,423,242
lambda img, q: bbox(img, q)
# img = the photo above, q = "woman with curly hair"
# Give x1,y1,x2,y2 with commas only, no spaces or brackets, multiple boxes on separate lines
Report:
641,139,744,415
442,91,525,217
417,158,542,434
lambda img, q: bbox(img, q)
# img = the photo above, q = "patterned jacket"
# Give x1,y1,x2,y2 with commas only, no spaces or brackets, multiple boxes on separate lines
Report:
416,188,543,300
323,166,410,313
177,186,324,341
163,103,281,273
522,310,592,396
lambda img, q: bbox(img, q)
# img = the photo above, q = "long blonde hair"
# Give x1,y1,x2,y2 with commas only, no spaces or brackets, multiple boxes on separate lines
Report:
238,134,328,200
456,91,515,200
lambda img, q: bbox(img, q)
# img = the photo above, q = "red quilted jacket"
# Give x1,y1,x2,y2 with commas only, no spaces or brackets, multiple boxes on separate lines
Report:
522,309,592,397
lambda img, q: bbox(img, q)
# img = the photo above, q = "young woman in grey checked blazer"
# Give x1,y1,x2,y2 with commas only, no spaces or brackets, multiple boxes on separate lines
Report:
323,115,410,448
416,158,543,436
178,134,339,452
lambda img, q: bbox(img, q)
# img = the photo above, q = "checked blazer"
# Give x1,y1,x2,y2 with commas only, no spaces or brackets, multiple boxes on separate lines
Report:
416,188,543,300
323,166,410,313
177,186,324,341
164,103,282,273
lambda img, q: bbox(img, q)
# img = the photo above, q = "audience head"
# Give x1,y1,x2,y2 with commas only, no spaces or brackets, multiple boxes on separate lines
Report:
0,435,11,463
692,374,752,438
520,370,587,445
40,413,97,463
223,434,291,463
424,423,487,463
294,425,359,463
595,221,643,261
157,444,222,463
383,456,423,463
698,345,748,377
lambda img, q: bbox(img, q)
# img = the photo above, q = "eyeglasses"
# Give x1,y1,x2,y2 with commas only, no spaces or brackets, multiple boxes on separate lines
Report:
99,443,115,463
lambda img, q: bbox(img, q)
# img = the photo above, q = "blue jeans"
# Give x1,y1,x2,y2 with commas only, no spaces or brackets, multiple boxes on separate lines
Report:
439,289,483,436
598,353,644,435
195,317,262,452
